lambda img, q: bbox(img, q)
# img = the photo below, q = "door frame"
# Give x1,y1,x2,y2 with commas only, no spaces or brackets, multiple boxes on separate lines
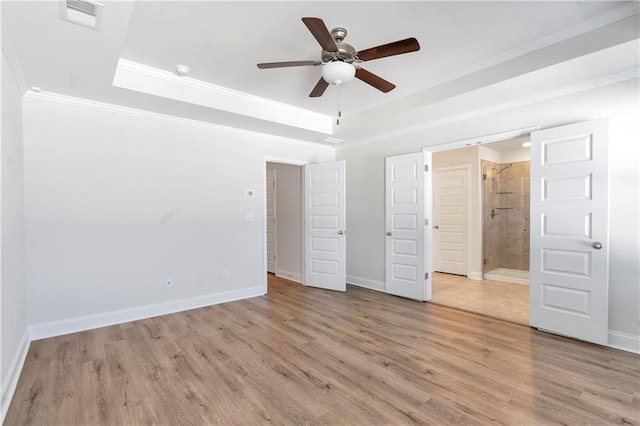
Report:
266,169,277,274
424,127,538,284
262,157,307,294
432,164,472,277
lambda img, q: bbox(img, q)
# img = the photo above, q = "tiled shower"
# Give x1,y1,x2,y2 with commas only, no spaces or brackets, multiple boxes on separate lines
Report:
482,160,530,284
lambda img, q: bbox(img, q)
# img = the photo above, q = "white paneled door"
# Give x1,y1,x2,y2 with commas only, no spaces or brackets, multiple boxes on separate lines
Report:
433,167,468,275
385,152,429,301
266,169,276,274
530,119,609,345
304,161,346,292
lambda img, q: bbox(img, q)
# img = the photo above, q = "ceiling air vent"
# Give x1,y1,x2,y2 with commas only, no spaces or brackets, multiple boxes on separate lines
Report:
60,0,103,30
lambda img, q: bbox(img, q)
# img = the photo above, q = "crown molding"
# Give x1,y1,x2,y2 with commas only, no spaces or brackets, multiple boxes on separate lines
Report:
113,59,333,135
337,67,639,152
346,2,640,119
24,90,335,152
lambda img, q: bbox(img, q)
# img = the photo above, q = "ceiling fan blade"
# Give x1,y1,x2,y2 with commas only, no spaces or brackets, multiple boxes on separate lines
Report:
356,37,420,61
355,68,396,93
309,77,329,97
257,60,322,69
302,17,338,52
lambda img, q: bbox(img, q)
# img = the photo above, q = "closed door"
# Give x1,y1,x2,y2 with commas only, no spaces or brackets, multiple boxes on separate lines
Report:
304,161,346,292
530,119,609,345
266,170,276,273
385,152,429,301
433,167,468,275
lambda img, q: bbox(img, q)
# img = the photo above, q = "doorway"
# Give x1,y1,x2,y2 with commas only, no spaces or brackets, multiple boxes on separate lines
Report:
429,135,532,324
264,159,347,294
265,162,304,284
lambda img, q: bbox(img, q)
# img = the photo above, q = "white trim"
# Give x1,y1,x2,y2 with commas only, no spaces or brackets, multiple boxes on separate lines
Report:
425,126,541,153
467,271,484,281
24,90,335,152
114,59,333,135
263,157,310,291
275,269,302,284
345,2,640,119
29,286,265,341
347,274,385,292
484,268,530,286
607,331,640,354
266,168,278,275
1,330,30,424
338,65,638,151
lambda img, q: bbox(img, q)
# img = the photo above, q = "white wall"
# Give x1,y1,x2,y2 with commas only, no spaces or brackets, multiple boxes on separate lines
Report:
432,146,482,279
266,162,302,283
337,109,640,352
22,95,334,329
1,50,28,415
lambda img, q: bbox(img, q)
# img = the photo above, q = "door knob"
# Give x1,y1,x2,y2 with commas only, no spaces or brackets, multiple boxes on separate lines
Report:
592,241,603,250
386,232,392,236
338,230,344,235
434,225,440,229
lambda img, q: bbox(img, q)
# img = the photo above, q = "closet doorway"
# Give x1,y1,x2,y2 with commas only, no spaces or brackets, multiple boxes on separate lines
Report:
266,162,304,284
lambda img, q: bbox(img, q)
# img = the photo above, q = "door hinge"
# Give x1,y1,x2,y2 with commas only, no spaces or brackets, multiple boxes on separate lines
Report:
425,218,429,226
425,272,429,280
424,165,429,172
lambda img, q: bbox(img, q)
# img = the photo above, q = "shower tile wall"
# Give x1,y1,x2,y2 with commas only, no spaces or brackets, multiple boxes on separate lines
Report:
482,160,530,272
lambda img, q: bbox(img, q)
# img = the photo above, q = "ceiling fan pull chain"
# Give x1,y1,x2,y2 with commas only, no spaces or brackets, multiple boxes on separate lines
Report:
336,84,341,125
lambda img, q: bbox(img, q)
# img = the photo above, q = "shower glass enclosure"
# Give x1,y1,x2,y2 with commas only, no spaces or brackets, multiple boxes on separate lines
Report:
481,160,530,285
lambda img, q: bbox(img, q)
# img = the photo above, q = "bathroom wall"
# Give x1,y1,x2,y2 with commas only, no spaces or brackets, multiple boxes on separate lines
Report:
482,160,530,272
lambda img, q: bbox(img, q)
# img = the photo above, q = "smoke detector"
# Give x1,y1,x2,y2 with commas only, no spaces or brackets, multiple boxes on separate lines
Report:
60,0,103,30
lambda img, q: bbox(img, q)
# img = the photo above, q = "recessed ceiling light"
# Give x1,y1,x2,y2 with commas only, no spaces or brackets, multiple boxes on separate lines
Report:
30,87,42,92
175,65,191,77
522,141,532,147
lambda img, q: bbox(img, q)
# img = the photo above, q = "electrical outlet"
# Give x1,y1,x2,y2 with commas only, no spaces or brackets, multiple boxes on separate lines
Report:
221,269,229,279
165,277,173,289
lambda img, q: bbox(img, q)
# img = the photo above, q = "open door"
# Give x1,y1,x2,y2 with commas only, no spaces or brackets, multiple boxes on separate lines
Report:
385,152,430,301
530,119,609,345
304,161,346,291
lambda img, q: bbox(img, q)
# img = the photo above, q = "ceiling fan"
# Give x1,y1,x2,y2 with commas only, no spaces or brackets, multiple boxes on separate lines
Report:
257,17,420,98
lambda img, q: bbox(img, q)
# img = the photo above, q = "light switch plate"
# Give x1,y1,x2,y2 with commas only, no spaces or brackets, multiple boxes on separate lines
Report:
246,212,255,222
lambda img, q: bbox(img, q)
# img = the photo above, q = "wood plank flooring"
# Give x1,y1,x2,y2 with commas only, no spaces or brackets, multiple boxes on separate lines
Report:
431,272,529,325
6,275,640,425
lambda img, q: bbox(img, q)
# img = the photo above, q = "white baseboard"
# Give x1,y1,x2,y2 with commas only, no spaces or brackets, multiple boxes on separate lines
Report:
468,271,484,280
608,331,640,354
1,329,31,424
275,269,302,284
347,274,385,292
29,285,265,341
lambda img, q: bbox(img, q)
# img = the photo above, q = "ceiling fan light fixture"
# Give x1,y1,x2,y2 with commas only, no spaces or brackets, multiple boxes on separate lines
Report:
322,61,355,86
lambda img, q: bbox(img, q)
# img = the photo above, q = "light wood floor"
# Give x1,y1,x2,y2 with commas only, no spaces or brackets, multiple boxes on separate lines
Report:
6,275,639,425
431,272,530,325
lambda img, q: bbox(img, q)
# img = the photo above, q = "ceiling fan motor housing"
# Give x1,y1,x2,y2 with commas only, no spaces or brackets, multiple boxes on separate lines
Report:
321,27,359,63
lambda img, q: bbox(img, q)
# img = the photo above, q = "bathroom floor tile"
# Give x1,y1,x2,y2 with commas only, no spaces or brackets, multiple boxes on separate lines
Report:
431,272,529,325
